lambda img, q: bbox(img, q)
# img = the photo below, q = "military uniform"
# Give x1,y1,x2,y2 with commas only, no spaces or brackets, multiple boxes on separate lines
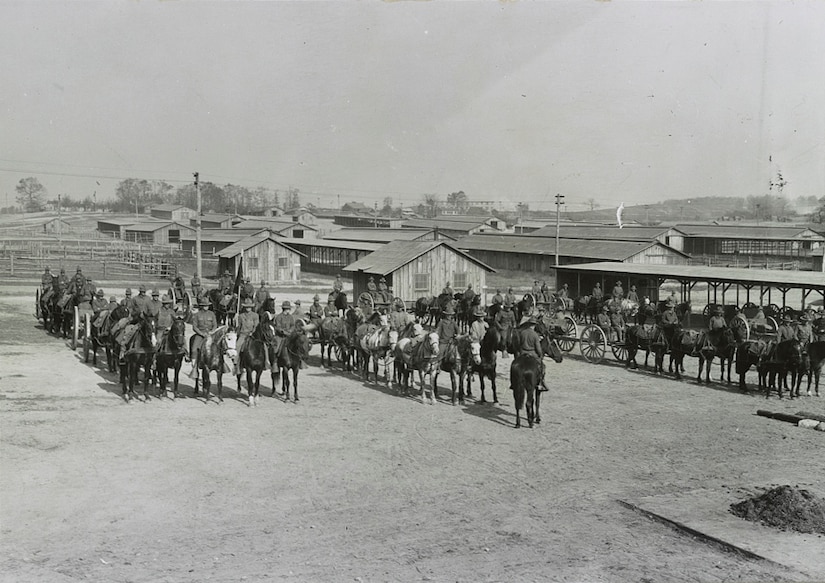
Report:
254,282,270,312
324,302,338,319
219,271,234,295
514,319,548,391
612,282,624,300
91,292,108,315
494,305,516,349
596,308,611,331
191,303,218,360
463,286,476,303
492,291,503,306
442,284,455,297
469,314,488,344
592,284,603,301
378,278,390,303
556,284,571,310
504,289,516,306
191,275,202,299
661,306,680,329
172,276,186,301
67,269,85,296
129,289,151,320
145,292,162,319
57,270,70,290
531,281,542,297
627,287,639,304
272,302,296,356
610,308,626,343
389,305,411,331
796,317,812,350
333,276,344,294
241,279,255,301
367,277,378,297
435,313,459,344
236,304,260,356
156,297,176,348
41,268,53,291
308,298,324,324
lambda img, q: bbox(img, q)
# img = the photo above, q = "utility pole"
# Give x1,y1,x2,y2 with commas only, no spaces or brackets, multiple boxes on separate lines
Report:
554,193,564,266
374,202,378,228
194,172,202,279
57,194,62,244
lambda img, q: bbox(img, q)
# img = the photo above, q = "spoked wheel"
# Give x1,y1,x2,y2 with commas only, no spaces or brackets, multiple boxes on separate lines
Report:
730,313,750,341
334,344,344,362
72,306,79,350
83,313,91,362
766,316,779,335
556,316,578,352
580,324,607,364
610,340,628,362
392,296,406,312
702,304,713,318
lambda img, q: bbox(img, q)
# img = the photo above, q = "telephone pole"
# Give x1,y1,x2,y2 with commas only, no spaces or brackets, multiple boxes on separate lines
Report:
194,172,202,279
554,193,564,266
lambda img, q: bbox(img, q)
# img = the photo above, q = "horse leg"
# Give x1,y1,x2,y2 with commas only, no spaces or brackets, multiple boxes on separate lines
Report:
246,367,254,406
216,371,224,402
283,367,291,401
173,360,182,398
534,389,541,425
292,367,299,402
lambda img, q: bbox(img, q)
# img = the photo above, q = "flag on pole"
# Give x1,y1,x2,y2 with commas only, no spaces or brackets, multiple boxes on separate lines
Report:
233,250,244,295
616,202,625,229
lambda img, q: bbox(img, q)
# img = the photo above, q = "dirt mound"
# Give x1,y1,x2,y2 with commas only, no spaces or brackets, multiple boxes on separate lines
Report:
730,485,825,535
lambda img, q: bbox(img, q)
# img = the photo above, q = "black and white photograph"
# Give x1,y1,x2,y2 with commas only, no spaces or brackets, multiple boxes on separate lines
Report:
1,2,824,581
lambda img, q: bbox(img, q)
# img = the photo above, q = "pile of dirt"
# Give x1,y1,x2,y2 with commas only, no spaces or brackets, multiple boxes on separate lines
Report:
730,485,825,535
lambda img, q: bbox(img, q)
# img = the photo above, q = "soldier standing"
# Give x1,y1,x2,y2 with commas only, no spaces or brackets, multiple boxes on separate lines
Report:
612,281,624,301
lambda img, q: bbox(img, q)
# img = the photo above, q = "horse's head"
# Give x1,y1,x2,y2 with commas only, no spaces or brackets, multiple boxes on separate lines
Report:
469,340,482,365
290,329,311,360
541,334,564,364
425,331,439,356
219,327,238,359
169,318,186,348
138,314,158,348
387,329,399,352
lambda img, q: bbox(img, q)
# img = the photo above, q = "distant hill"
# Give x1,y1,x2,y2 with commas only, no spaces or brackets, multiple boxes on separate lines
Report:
562,196,809,225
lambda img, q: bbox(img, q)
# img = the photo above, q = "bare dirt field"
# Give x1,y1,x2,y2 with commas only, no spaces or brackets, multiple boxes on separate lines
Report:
2,280,824,583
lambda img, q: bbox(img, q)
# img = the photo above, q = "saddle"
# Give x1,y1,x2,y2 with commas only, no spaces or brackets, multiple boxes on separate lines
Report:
93,310,109,329
57,293,72,310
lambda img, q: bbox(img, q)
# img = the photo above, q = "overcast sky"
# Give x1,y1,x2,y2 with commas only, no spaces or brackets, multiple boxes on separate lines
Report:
1,1,823,211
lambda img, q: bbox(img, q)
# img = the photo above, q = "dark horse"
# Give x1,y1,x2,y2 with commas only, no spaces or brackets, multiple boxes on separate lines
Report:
237,320,276,406
193,326,238,402
328,290,348,316
120,314,157,402
318,314,351,370
804,340,825,397
736,339,773,393
509,334,564,428
273,329,311,402
760,339,805,399
209,288,237,326
625,320,674,375
467,327,500,403
670,327,736,383
433,335,478,405
455,294,481,333
154,318,187,398
90,303,129,371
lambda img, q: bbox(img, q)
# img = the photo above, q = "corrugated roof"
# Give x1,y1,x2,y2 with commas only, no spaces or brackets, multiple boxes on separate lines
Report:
234,219,317,232
181,228,270,243
215,233,306,258
403,218,487,231
124,221,194,233
455,234,688,261
556,261,825,289
529,225,684,240
343,240,494,275
323,228,442,243
674,223,823,240
285,239,383,252
98,217,166,226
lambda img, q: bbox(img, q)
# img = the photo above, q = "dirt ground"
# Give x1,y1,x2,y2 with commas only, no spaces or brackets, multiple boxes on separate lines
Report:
2,280,824,583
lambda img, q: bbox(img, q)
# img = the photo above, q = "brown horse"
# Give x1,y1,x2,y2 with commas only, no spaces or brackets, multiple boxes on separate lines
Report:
120,314,157,402
273,329,311,402
236,320,276,406
468,327,499,403
434,335,479,406
193,326,237,403
318,315,351,370
509,335,564,429
154,318,187,398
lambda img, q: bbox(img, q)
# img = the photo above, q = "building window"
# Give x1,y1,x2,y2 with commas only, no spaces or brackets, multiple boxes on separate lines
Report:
414,273,430,292
453,272,467,289
293,230,304,239
248,257,259,269
168,230,180,243
278,256,289,268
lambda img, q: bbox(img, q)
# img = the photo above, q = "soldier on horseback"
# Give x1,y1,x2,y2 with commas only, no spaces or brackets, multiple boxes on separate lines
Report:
592,282,603,301
145,289,162,319
91,289,108,316
556,283,571,310
156,295,176,347
240,277,255,302
191,274,202,301
513,315,548,392
41,266,53,292
627,285,639,304
67,267,85,298
254,280,270,312
272,300,296,355
469,306,489,343
324,298,338,319
389,298,411,331
435,306,459,346
235,298,260,376
333,273,344,294
796,313,813,353
463,283,476,303
504,287,516,307
190,296,217,372
777,314,795,342
442,282,454,297
308,294,324,327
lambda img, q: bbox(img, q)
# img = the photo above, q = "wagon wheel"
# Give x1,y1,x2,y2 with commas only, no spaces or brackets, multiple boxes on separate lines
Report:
334,344,344,362
610,340,628,363
580,324,606,364
391,296,406,312
556,316,578,352
702,303,713,318
72,305,79,350
83,313,91,362
766,316,779,335
358,292,374,311
778,306,796,319
35,288,42,320
730,313,750,342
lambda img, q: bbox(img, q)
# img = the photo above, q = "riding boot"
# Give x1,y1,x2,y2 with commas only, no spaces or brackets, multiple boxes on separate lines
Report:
538,360,549,392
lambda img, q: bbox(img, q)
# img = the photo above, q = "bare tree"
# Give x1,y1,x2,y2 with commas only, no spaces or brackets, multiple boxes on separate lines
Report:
15,177,46,212
423,194,440,218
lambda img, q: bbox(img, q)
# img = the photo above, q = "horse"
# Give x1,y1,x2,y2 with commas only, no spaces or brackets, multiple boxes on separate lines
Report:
273,329,311,401
760,339,805,399
625,322,670,374
120,314,158,402
209,288,237,327
414,295,436,325
735,339,773,393
342,307,364,373
154,318,187,398
670,327,736,383
318,314,351,370
468,327,500,403
193,326,238,402
394,332,440,404
56,293,75,338
804,340,825,397
236,320,276,406
359,316,401,387
90,303,129,371
328,290,348,316
456,294,481,333
509,334,564,429
515,294,535,325
436,334,480,405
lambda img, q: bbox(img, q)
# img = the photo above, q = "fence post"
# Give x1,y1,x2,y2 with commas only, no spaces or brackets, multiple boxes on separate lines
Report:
103,260,107,278
10,253,13,275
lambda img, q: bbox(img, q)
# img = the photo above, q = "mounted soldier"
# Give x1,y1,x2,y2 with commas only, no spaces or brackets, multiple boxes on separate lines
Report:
254,280,270,312
540,281,551,303
531,280,541,297
596,304,612,332
293,299,306,320
120,288,132,308
219,269,234,295
504,287,516,306
324,298,338,319
591,282,603,301
494,300,516,354
556,283,571,310
190,297,217,371
145,289,162,319
40,266,53,293
796,313,813,353
389,298,411,332
626,284,639,304
442,282,454,297
469,305,489,344
156,295,176,345
463,283,476,303
240,277,255,302
57,268,69,290
513,315,548,392
492,289,504,306
171,274,187,302
235,298,260,375
272,300,296,356
707,305,727,343
435,306,459,346
67,267,85,298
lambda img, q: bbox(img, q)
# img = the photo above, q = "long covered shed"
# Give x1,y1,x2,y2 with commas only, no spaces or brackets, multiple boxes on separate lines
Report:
343,240,494,305
455,234,689,273
214,233,305,285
